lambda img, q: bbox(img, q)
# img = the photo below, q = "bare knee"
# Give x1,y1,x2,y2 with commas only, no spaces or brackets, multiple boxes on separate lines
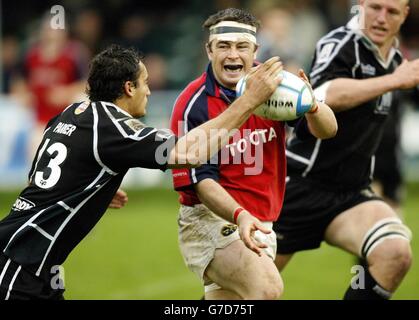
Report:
393,243,412,274
369,239,412,278
361,217,412,279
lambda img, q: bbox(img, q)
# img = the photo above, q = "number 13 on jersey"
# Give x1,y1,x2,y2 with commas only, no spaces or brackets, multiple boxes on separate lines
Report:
32,138,68,189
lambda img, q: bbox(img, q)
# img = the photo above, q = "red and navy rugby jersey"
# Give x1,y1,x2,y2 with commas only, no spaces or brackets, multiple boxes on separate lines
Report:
170,64,287,222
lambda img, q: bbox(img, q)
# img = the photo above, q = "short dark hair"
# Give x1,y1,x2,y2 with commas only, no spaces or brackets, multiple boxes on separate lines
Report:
203,8,260,30
87,45,143,102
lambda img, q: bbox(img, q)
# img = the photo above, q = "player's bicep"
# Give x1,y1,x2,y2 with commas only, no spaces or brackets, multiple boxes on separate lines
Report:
98,118,177,171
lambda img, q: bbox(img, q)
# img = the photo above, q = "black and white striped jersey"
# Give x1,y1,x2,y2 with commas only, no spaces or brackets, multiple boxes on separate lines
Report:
286,17,403,190
0,101,176,280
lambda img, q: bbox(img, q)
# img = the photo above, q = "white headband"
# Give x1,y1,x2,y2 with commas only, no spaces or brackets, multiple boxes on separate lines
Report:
209,21,257,44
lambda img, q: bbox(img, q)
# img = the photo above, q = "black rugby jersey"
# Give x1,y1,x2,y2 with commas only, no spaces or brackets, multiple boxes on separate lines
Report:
286,17,403,190
0,101,176,280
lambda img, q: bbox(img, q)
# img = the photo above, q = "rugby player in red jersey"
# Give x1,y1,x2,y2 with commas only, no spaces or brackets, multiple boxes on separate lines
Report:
170,8,337,300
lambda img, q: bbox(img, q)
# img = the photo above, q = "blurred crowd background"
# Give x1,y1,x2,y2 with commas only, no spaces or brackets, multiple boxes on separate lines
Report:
1,0,419,188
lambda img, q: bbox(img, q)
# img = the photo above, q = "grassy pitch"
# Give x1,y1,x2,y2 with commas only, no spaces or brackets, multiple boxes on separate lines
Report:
0,183,418,299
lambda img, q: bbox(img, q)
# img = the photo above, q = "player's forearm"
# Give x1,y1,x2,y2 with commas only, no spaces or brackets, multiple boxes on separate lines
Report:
324,75,399,112
169,95,254,167
305,101,338,139
169,57,283,167
194,178,242,223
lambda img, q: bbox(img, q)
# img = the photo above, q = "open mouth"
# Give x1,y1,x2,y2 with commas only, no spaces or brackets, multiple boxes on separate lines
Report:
224,64,243,73
372,26,388,34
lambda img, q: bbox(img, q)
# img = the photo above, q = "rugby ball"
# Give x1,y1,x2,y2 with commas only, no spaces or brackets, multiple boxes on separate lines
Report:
236,70,315,121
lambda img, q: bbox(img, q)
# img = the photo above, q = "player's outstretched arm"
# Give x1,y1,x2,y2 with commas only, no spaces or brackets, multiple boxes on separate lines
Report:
321,58,419,112
298,70,338,139
195,178,270,256
167,57,283,169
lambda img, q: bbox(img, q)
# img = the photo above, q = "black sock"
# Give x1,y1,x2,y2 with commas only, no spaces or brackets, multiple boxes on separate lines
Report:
344,264,392,300
356,257,368,269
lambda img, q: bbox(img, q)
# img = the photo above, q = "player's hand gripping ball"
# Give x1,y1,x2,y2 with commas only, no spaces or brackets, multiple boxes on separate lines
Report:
236,70,315,121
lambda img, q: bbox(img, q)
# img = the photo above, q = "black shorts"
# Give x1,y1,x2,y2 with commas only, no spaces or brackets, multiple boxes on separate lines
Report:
374,150,403,203
0,254,64,300
273,176,381,254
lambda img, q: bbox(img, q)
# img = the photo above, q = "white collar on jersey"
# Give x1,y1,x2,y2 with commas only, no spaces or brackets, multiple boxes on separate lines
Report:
101,101,133,118
347,15,401,69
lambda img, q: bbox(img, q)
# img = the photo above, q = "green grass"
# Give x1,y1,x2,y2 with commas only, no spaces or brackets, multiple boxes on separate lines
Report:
0,183,418,300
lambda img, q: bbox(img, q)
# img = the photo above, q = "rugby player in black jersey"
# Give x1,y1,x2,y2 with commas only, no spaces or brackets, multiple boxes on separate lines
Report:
0,44,284,299
273,0,418,299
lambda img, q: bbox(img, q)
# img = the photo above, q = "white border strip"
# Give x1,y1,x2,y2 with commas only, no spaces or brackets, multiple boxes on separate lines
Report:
85,168,106,190
5,266,21,300
352,36,361,77
58,201,73,211
302,139,322,177
286,150,311,165
0,258,11,287
4,208,47,253
101,103,157,141
92,103,118,176
36,183,108,276
29,223,54,241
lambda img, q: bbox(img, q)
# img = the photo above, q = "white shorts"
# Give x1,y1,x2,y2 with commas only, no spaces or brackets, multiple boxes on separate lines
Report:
178,204,277,287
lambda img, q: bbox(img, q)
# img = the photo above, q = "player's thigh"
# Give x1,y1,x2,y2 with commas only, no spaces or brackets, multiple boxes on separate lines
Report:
324,200,397,255
205,240,282,297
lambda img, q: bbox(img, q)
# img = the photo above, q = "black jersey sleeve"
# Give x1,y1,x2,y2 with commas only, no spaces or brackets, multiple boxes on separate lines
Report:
309,29,356,89
94,103,177,172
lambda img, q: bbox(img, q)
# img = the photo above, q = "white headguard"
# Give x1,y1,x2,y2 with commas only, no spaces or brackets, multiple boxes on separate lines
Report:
209,21,257,44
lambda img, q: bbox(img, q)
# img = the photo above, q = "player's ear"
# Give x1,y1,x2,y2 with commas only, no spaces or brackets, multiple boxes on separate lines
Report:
206,42,213,61
253,44,259,60
123,81,135,97
403,4,410,22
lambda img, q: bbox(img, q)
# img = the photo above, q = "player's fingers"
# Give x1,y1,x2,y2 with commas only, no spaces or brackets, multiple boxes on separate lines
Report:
273,72,284,87
115,190,128,203
109,193,128,208
261,56,280,70
241,230,263,256
255,222,272,235
115,189,128,199
298,69,309,82
267,61,283,78
253,239,268,249
247,241,263,256
272,68,284,87
248,65,261,76
109,202,122,209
